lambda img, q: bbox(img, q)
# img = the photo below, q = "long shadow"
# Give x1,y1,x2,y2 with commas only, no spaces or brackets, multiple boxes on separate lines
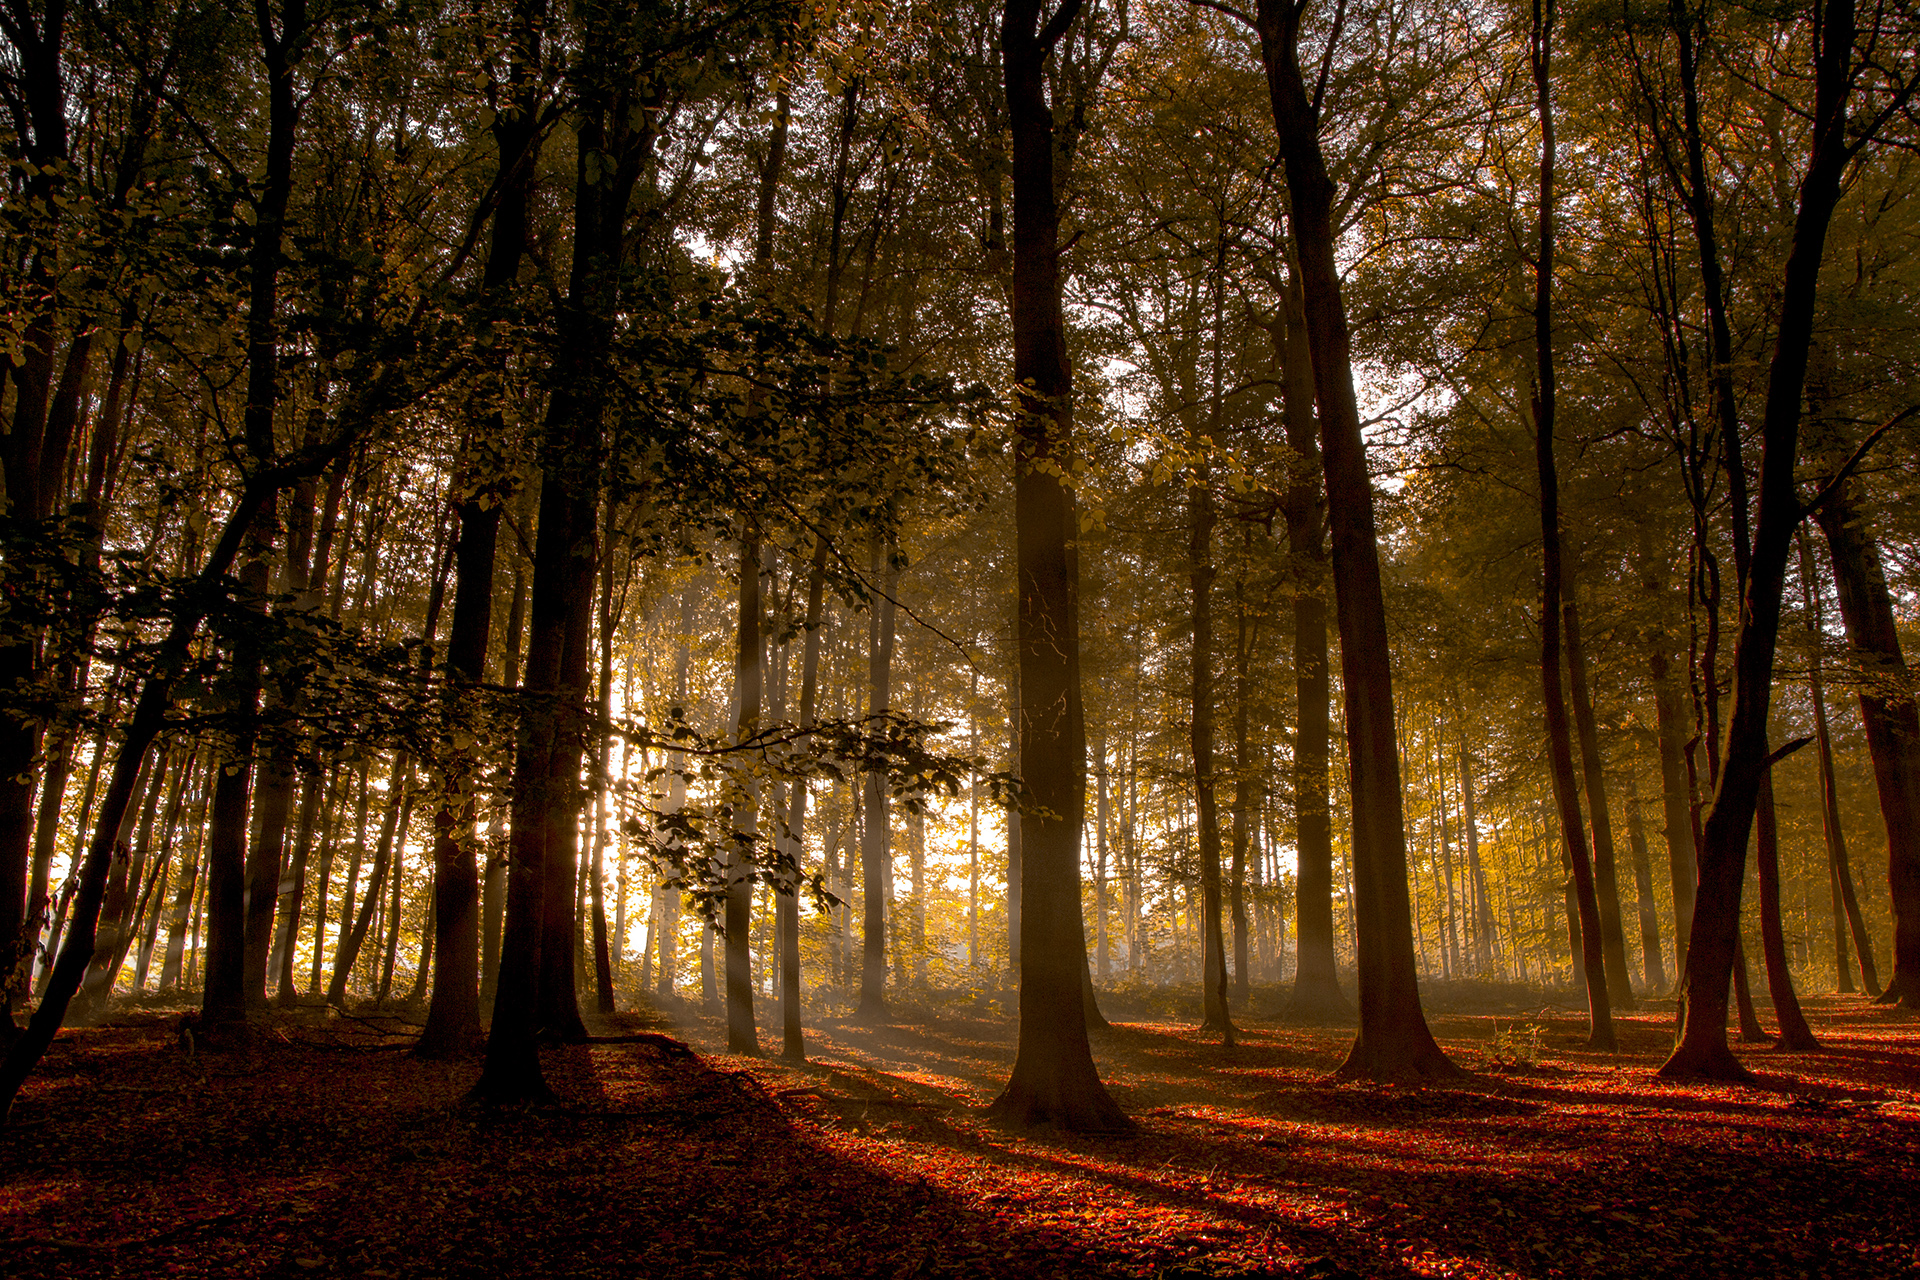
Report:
3,1021,1216,1279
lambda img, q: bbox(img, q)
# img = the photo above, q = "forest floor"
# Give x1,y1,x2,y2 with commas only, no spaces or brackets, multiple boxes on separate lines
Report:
2,989,1917,1279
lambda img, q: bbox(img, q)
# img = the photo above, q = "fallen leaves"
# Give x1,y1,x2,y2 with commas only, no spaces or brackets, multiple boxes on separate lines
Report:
1,995,1917,1277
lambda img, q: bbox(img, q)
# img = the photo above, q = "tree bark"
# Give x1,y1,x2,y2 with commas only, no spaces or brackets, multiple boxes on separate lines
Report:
1254,0,1450,1077
1797,527,1879,994
1528,0,1615,1049
725,535,762,1054
1661,0,1855,1078
1564,600,1635,1005
989,0,1130,1130
1189,471,1235,1042
1623,768,1667,993
1813,472,1920,1007
1274,274,1348,1025
857,539,897,1020
1756,768,1820,1049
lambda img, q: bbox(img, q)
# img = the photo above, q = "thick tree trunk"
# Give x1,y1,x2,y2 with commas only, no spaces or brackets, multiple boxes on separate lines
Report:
202,1,306,1031
989,0,1129,1131
1662,0,1854,1078
1274,276,1348,1025
1255,0,1449,1077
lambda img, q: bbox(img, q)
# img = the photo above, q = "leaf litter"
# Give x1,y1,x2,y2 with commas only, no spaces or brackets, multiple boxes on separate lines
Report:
1,993,1916,1278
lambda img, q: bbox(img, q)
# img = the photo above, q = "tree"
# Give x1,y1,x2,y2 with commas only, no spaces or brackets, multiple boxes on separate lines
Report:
1252,0,1458,1080
987,0,1130,1132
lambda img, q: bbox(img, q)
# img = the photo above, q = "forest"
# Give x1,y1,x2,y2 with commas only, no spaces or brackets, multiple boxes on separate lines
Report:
3,0,1919,1275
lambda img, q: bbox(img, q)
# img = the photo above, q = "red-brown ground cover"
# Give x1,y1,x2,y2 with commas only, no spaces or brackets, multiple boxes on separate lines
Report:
3,993,1915,1278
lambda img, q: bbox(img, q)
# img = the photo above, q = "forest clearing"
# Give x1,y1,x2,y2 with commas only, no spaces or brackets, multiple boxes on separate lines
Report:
4,993,1918,1278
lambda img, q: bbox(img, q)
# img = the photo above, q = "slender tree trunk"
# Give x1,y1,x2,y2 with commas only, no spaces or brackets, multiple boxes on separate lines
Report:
1662,0,1855,1078
1565,600,1635,1006
1527,0,1615,1049
778,539,830,1060
857,539,897,1020
1813,474,1920,1007
328,758,410,1006
1624,768,1667,992
724,535,762,1054
1756,768,1820,1049
1189,470,1235,1043
1229,552,1253,1003
1798,527,1879,994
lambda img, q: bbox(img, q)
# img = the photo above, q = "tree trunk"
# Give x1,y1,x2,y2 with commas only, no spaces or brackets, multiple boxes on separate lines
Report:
1274,274,1348,1025
1564,600,1636,1005
1813,474,1920,1007
328,758,410,1006
1229,552,1253,1003
1756,768,1820,1049
857,538,897,1020
989,0,1129,1131
1647,640,1698,979
724,535,763,1054
1189,471,1235,1043
1662,0,1855,1078
1797,527,1879,994
1255,0,1446,1076
1623,768,1667,993
1527,0,1615,1049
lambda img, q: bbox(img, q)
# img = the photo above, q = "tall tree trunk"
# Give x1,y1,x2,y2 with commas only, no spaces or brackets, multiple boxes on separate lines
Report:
1756,768,1820,1049
724,535,763,1054
1564,600,1635,1005
1229,550,1253,1003
1274,275,1348,1025
475,37,653,1103
202,0,307,1031
1528,0,1615,1049
857,539,897,1019
1189,470,1235,1042
779,538,830,1060
1623,768,1667,993
1797,527,1879,994
0,2,71,1035
1256,0,1445,1076
420,8,541,1054
1662,0,1855,1078
1812,474,1920,1007
989,0,1129,1130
